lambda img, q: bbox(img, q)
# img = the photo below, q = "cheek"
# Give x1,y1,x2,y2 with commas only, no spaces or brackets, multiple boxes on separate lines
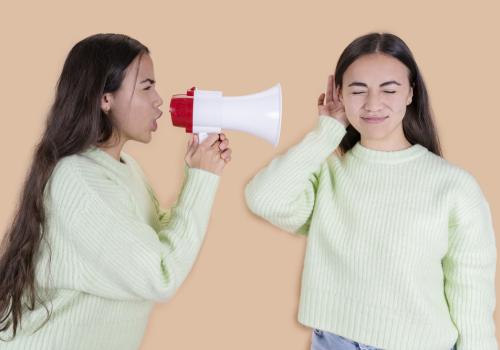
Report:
127,99,150,122
135,97,154,118
388,97,409,116
343,96,364,115
111,96,128,118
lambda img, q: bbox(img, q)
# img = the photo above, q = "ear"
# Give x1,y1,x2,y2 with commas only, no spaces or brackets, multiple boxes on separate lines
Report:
407,85,413,105
338,86,343,104
101,93,113,115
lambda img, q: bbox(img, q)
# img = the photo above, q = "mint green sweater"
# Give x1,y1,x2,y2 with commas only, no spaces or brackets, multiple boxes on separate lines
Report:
2,146,220,349
245,116,497,350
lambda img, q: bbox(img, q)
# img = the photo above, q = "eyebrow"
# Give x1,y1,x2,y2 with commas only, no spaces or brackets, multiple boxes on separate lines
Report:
347,80,401,88
139,78,155,84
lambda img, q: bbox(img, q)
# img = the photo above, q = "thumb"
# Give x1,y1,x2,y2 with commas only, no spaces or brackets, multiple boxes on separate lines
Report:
186,134,195,155
192,134,199,147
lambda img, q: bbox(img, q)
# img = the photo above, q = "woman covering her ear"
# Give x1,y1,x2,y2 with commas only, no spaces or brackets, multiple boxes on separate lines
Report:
245,32,496,350
0,33,232,349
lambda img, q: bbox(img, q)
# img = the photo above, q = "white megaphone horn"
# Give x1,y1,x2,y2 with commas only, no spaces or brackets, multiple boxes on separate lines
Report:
169,84,282,146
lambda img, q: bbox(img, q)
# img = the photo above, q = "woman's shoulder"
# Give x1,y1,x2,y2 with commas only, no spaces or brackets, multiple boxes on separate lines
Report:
47,148,130,202
427,152,482,190
424,151,489,212
44,155,94,222
46,151,139,219
50,151,106,186
49,154,85,187
54,147,144,183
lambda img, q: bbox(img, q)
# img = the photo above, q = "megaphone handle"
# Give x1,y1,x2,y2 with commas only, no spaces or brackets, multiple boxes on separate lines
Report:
197,132,208,144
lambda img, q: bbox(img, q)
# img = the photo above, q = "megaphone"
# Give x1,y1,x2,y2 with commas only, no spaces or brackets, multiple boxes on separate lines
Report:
169,84,282,146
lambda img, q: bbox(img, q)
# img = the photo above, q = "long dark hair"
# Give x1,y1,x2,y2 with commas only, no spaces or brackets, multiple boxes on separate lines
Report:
0,33,149,339
334,32,442,157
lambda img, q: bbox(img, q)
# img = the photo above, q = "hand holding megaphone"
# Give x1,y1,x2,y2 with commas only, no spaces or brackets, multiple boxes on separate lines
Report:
184,133,231,176
169,84,282,146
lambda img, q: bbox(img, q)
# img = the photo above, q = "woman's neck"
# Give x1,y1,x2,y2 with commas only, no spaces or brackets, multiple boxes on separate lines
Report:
97,136,127,163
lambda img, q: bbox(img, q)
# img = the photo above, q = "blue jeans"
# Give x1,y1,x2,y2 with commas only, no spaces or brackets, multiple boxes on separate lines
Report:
310,328,457,350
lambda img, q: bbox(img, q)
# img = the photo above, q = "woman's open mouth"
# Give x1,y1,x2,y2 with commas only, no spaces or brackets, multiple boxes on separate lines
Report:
151,112,162,131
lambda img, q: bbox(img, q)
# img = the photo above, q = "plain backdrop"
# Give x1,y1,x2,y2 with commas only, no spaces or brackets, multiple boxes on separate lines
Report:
1,0,499,349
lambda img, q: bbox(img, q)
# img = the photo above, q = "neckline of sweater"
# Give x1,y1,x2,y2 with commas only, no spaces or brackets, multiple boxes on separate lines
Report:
81,145,130,173
348,141,428,164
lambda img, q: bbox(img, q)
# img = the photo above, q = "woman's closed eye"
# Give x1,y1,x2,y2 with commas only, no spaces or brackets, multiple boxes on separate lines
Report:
352,91,396,94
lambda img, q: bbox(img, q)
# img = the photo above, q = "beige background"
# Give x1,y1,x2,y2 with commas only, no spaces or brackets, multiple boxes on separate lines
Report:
1,0,499,349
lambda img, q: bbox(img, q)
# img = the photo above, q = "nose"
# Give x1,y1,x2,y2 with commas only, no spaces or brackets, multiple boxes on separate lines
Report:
155,94,164,109
364,91,383,112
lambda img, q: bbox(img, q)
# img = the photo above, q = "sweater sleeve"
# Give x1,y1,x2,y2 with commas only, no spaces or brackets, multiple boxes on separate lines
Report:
443,192,498,350
149,166,195,232
138,165,191,233
244,115,346,235
52,160,220,302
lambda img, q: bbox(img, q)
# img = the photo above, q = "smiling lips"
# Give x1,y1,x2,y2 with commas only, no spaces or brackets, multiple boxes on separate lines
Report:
361,115,388,124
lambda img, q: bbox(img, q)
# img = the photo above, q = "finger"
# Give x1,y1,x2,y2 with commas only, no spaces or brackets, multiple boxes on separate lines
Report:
200,133,220,147
218,139,229,151
210,140,222,152
325,75,334,103
185,134,195,155
317,93,325,106
191,134,199,153
222,149,232,162
221,148,232,160
219,133,226,141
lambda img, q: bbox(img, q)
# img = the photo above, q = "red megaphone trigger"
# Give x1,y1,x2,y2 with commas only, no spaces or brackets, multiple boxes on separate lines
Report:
169,87,196,133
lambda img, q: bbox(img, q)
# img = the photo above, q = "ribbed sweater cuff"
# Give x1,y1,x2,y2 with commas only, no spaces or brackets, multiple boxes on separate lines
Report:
305,115,347,161
279,115,347,178
177,165,220,213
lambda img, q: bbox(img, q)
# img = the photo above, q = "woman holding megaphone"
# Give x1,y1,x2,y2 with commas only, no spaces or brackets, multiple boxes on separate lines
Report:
0,33,231,349
245,32,496,350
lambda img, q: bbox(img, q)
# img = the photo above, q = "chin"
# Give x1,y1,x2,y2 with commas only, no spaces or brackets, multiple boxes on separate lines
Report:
363,130,390,139
133,134,152,144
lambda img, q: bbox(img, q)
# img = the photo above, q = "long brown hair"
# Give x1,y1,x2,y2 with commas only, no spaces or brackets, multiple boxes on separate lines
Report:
0,33,149,339
334,32,442,157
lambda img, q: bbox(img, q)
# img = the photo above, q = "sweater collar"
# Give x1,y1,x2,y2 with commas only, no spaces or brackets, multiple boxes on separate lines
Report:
349,141,428,164
81,145,130,174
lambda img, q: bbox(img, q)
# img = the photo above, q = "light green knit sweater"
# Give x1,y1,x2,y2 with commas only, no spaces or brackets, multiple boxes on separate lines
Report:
1,146,220,349
245,116,497,350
